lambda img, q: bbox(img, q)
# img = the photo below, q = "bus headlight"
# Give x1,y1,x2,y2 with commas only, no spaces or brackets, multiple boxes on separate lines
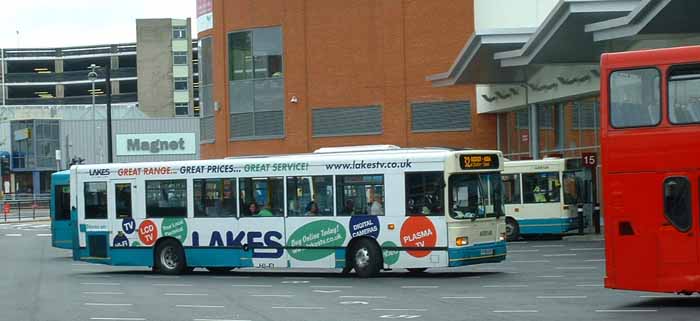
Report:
456,237,469,246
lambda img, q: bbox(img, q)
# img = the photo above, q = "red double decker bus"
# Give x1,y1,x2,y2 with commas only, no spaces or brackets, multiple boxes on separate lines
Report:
601,46,700,294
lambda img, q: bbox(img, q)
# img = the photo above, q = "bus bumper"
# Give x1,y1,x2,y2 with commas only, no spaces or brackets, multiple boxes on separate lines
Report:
448,241,507,267
519,218,578,235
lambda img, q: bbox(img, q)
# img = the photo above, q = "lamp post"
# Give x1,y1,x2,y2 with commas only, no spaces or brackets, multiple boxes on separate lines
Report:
86,63,113,163
87,64,98,163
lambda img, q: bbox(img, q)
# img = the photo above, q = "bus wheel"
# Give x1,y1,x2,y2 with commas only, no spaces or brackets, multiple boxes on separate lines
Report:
506,218,520,241
156,239,187,275
351,239,381,278
206,267,235,273
407,268,428,273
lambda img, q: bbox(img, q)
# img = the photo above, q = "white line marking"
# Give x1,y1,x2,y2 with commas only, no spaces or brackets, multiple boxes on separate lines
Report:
442,296,486,299
270,306,326,310
85,303,133,307
164,293,209,296
283,277,325,279
212,276,251,279
494,310,539,313
639,295,676,298
482,285,528,288
73,263,94,266
570,248,604,251
401,286,439,289
90,318,145,321
82,292,125,295
231,284,273,288
536,275,564,278
372,308,428,312
76,274,113,277
536,296,587,299
584,259,606,262
193,319,251,321
250,294,294,297
144,275,181,279
509,249,539,253
543,254,577,257
339,296,387,299
509,241,529,244
152,283,192,287
555,266,596,270
36,233,52,237
512,260,550,263
4,233,22,236
575,284,604,287
175,305,224,308
80,282,121,286
532,245,564,248
310,285,352,288
595,310,657,313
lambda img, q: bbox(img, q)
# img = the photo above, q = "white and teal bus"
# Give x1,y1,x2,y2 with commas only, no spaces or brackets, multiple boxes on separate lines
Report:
69,146,506,276
502,158,589,240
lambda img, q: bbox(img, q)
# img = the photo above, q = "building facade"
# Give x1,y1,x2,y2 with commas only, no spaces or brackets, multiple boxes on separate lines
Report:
197,0,498,158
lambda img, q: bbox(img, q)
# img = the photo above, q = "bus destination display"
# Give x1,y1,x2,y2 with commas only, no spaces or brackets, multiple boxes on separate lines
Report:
460,154,499,170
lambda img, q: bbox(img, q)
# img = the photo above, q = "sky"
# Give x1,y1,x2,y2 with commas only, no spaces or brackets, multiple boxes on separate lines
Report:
0,0,197,48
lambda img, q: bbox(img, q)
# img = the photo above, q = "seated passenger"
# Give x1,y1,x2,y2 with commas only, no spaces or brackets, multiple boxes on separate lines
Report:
258,203,274,217
306,202,319,216
247,202,259,216
370,196,384,215
343,199,355,215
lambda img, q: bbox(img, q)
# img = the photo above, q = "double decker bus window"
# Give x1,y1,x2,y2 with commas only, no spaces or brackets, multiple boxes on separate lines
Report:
669,65,700,124
664,177,692,232
610,68,661,128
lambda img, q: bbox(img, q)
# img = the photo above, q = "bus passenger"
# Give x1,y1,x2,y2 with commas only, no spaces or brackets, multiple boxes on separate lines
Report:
247,202,259,216
306,202,319,216
258,203,274,217
370,195,384,215
343,199,355,215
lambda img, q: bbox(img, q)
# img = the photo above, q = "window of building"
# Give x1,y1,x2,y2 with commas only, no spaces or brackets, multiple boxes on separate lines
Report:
194,178,236,217
669,65,700,124
411,101,471,132
610,68,661,128
173,51,188,65
563,170,587,205
173,26,187,40
228,27,284,139
84,182,107,219
663,177,691,232
501,174,521,205
537,105,554,129
336,175,384,216
239,177,284,217
146,180,187,218
522,172,561,204
516,109,529,129
405,172,444,216
55,185,71,220
312,106,382,137
572,102,599,129
286,176,334,217
115,183,132,219
198,37,215,143
175,103,189,116
174,77,188,91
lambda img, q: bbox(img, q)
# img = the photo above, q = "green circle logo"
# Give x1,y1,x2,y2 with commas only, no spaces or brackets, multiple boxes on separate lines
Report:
382,241,400,265
161,217,188,243
287,220,346,261
131,241,141,247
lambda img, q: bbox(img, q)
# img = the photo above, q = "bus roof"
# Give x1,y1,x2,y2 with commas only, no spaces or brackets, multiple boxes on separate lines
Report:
601,45,700,70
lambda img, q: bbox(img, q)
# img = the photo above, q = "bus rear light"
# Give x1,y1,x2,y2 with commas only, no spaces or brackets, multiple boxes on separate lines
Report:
388,224,395,230
514,208,519,212
456,237,469,246
499,233,506,241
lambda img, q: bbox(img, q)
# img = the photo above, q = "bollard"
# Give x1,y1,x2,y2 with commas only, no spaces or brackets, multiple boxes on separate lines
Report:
17,202,21,222
577,203,584,235
33,201,36,220
593,203,601,234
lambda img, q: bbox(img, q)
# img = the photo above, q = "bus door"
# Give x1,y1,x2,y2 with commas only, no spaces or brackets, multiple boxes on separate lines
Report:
238,177,287,269
658,176,696,266
109,180,135,249
52,183,73,249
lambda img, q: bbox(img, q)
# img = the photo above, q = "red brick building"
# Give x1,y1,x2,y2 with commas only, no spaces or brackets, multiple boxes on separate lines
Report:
197,0,496,158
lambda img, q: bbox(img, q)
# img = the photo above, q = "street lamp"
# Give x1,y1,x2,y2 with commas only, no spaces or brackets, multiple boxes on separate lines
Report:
85,62,114,163
88,64,98,163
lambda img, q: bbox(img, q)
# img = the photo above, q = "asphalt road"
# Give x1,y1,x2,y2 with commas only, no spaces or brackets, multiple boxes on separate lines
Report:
1,222,698,321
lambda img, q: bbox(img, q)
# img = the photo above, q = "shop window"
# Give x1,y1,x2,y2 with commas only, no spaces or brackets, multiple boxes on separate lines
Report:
173,52,188,65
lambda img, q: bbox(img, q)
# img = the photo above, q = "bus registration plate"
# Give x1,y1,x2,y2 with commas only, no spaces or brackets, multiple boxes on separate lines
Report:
480,249,494,256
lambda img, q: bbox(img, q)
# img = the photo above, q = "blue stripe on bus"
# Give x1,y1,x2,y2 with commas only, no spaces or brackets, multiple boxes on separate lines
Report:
335,249,347,269
517,217,578,235
185,248,254,268
448,241,507,267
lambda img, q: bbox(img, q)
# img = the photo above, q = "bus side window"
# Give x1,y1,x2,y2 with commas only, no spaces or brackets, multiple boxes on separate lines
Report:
336,175,384,216
669,65,700,124
193,178,237,218
405,172,444,216
114,183,132,219
55,185,71,220
239,177,284,217
145,180,188,218
663,177,691,232
522,172,560,204
610,68,661,128
286,176,333,217
501,174,521,205
84,182,107,219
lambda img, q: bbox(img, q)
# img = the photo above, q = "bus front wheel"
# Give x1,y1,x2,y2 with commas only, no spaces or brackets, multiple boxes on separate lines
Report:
156,239,187,275
351,239,381,278
506,218,520,241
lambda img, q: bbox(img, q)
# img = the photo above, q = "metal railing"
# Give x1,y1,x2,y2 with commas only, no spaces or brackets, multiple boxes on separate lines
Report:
1,196,50,222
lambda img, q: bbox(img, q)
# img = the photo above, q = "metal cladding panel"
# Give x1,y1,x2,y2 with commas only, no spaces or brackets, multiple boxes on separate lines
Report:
312,105,383,137
411,101,471,132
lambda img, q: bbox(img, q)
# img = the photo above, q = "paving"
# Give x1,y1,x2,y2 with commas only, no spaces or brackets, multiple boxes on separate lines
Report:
1,223,696,321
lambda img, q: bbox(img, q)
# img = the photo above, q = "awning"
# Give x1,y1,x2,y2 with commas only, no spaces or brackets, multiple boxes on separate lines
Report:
494,0,639,67
427,28,535,87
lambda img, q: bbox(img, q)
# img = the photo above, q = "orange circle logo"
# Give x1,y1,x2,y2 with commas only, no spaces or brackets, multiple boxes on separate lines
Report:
138,220,158,246
400,216,437,257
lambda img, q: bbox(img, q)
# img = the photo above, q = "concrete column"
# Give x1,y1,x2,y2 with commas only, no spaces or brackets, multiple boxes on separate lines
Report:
55,58,64,73
557,103,566,151
111,81,120,95
32,171,40,196
55,84,65,98
528,104,539,160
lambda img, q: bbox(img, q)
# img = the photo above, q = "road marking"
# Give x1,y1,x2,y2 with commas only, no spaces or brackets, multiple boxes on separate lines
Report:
90,318,146,321
85,303,133,307
555,266,596,270
250,294,294,297
508,249,539,253
281,280,310,284
82,292,125,295
36,233,52,237
400,286,439,289
373,308,428,312
570,247,604,251
340,296,387,299
543,254,577,257
144,275,181,279
509,241,529,244
442,296,486,299
482,285,528,288
536,296,587,299
164,293,209,296
494,310,539,313
532,245,564,248
536,275,564,278
313,289,341,293
231,284,273,288
76,274,113,277
212,276,251,279
595,310,657,313
511,260,550,263
194,319,251,321
575,284,604,287
340,301,368,305
283,277,325,279
81,282,121,286
639,295,676,298
270,306,325,310
310,285,352,288
176,305,225,308
152,283,192,287
584,259,606,262
4,233,22,236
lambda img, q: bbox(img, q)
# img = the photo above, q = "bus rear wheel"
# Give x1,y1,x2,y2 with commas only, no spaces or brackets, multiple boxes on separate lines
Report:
156,239,187,275
505,218,520,241
351,239,381,278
